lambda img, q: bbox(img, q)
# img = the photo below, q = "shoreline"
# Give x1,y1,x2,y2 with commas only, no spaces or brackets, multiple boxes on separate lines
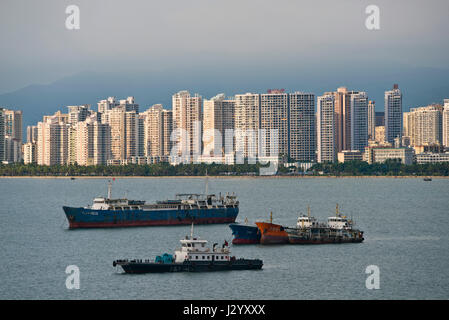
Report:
0,175,448,179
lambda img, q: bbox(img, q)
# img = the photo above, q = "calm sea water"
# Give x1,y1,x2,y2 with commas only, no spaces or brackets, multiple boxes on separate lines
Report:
0,177,448,300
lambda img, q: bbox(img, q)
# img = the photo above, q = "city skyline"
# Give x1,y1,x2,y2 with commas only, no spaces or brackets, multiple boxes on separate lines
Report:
3,84,449,168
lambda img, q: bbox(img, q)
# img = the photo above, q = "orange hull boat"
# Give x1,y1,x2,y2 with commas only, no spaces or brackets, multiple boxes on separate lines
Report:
255,222,289,244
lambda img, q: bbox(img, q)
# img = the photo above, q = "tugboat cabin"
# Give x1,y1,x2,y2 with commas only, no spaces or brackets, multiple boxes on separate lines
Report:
174,237,230,263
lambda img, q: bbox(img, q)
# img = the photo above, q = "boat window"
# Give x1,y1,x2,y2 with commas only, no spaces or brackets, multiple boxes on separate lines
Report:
187,243,191,247
201,243,205,247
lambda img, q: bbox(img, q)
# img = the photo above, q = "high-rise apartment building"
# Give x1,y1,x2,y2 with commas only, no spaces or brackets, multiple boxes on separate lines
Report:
172,91,202,160
289,92,316,162
3,109,22,163
138,114,146,157
403,105,443,147
234,93,260,160
4,109,22,142
98,97,120,113
68,105,90,125
75,116,111,165
385,84,402,144
317,94,336,163
349,91,369,152
142,104,164,157
23,142,37,164
141,104,173,158
0,108,4,161
203,94,236,157
162,109,173,158
103,107,125,160
4,136,22,162
203,94,225,156
27,125,38,143
332,87,352,152
43,111,69,124
368,100,375,140
37,116,70,165
260,91,289,157
443,99,449,148
375,126,386,143
124,111,138,159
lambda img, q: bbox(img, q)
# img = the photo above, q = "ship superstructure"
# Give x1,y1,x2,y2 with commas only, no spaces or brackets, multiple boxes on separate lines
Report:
113,224,263,273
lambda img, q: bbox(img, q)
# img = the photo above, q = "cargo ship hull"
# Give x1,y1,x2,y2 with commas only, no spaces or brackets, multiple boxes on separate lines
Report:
286,228,364,244
229,223,261,244
63,206,239,229
113,259,263,273
255,222,289,245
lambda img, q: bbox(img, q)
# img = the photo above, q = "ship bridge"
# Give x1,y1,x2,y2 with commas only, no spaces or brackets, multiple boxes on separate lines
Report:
174,225,230,263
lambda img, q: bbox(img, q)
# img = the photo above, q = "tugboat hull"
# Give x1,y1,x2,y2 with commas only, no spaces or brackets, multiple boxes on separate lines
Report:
113,259,263,273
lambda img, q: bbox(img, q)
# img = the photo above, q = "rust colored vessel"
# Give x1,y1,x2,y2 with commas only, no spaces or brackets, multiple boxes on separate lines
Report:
255,212,289,244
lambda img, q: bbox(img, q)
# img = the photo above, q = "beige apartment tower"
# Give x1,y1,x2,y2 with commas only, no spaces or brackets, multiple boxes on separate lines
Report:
260,91,289,157
172,91,202,159
234,93,260,160
403,105,443,147
103,107,138,161
317,94,336,163
203,94,236,157
37,116,70,165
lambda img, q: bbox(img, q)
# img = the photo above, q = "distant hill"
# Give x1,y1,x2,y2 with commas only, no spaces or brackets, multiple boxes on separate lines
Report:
1,65,448,140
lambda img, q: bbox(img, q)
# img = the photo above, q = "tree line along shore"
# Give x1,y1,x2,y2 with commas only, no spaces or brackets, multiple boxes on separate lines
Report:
0,160,448,177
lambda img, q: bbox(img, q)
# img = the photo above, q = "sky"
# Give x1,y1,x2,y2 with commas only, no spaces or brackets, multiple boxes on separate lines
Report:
1,0,449,98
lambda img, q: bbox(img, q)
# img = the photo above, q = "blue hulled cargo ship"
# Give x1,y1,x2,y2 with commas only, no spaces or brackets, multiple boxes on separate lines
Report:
63,181,239,229
229,223,261,244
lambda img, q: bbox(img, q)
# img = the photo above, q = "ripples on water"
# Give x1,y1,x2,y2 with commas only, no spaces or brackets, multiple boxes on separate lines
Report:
0,177,448,299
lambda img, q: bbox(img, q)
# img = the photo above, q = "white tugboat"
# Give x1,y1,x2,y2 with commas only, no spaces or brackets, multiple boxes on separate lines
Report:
113,224,263,273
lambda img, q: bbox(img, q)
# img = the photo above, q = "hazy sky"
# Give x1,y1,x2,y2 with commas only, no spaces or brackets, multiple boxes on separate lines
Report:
1,0,448,94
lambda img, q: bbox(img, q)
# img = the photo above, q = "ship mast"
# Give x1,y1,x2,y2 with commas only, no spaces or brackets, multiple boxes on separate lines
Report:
190,222,194,239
